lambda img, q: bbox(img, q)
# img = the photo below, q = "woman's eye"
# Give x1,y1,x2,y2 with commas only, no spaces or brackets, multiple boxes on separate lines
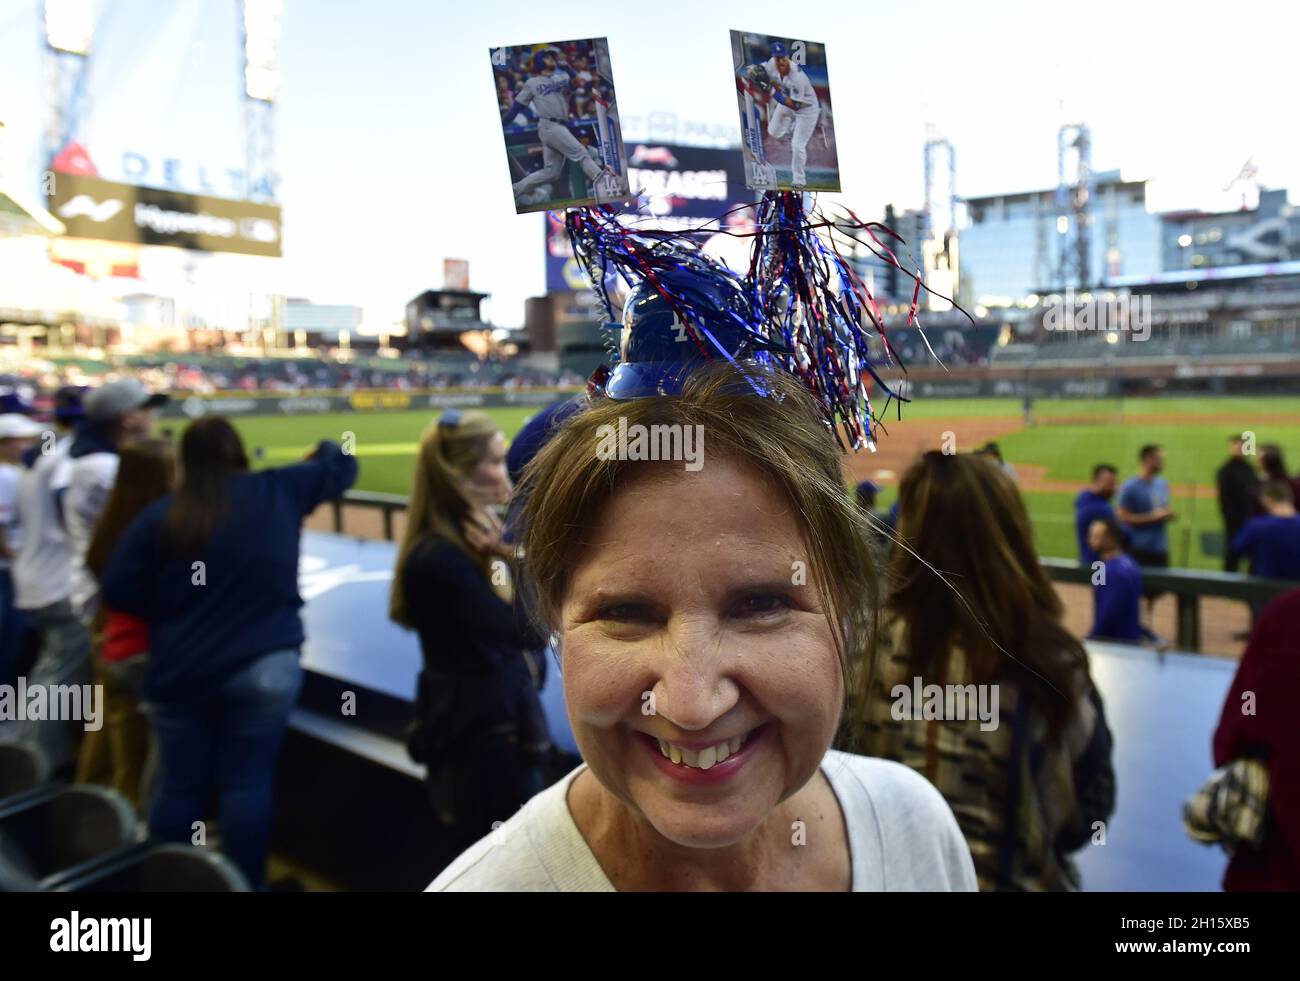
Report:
596,603,656,623
733,593,791,617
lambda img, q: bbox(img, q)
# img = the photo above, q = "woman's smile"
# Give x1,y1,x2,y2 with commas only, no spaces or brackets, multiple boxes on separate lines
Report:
635,722,772,785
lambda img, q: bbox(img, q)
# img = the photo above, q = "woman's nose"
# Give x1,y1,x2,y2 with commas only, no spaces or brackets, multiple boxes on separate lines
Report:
648,621,740,732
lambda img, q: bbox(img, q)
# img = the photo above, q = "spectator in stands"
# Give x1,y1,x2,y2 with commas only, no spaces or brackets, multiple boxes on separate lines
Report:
854,479,892,560
66,379,168,623
10,410,88,771
1260,444,1300,510
101,417,357,888
429,367,978,892
391,410,551,872
505,395,585,488
1075,463,1119,568
495,71,515,111
49,385,89,443
1117,444,1175,612
1231,481,1300,582
977,441,1017,482
76,437,176,809
1086,517,1145,644
1212,587,1300,890
0,414,44,688
1217,434,1262,573
855,478,880,513
857,451,1115,890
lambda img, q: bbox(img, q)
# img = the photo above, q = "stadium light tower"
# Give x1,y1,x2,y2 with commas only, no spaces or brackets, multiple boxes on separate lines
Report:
41,0,93,169
241,0,282,202
1055,122,1092,290
923,128,957,244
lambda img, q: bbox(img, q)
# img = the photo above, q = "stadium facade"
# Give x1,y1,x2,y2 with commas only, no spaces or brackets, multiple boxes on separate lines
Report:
959,170,1163,304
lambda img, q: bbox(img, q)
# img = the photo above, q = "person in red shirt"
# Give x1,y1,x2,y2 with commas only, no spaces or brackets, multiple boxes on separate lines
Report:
76,437,176,809
1213,587,1300,891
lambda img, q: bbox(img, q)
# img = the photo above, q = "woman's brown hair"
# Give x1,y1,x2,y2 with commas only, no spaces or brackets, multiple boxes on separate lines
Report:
162,416,250,557
517,362,880,703
884,451,1086,739
389,411,503,629
86,437,178,579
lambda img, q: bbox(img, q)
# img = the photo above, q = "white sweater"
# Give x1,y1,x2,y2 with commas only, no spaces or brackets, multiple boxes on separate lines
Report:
428,749,978,892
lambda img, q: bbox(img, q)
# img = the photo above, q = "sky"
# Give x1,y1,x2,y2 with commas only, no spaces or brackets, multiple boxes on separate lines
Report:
1,0,1296,328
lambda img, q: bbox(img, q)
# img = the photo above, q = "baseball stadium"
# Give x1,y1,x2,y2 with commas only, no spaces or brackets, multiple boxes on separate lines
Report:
0,0,1297,946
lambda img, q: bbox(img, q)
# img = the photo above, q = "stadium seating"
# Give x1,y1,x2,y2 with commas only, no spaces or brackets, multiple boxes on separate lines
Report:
0,743,51,799
0,784,138,889
989,330,1294,364
48,842,250,893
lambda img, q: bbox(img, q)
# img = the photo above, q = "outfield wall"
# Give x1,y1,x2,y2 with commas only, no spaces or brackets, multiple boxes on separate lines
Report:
161,387,583,419
159,355,1298,418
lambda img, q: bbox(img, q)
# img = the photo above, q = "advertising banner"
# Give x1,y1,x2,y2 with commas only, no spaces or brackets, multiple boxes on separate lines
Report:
545,141,755,292
46,173,283,257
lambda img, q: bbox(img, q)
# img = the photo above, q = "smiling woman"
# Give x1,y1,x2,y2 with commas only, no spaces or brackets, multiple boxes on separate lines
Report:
426,365,978,892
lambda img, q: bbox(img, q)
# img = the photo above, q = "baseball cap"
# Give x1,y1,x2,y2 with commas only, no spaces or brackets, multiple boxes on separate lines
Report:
770,41,788,57
0,393,33,415
83,378,169,425
0,413,44,439
54,385,89,422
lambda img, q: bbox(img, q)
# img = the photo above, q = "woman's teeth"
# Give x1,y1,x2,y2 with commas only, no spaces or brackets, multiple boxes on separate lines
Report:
655,733,748,769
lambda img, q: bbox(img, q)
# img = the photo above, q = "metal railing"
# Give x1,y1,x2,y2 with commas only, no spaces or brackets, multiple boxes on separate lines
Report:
1041,558,1294,651
329,490,410,542
328,491,1296,652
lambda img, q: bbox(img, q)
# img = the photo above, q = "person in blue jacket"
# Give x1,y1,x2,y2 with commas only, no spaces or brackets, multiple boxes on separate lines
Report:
1086,517,1145,644
1074,463,1119,567
1232,481,1300,582
101,416,358,888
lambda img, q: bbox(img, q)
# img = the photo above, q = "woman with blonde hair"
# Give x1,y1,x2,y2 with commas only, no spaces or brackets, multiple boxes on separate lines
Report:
850,451,1115,891
390,409,550,869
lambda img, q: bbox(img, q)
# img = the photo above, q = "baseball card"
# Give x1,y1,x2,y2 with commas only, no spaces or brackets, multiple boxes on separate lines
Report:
491,38,632,214
730,30,840,192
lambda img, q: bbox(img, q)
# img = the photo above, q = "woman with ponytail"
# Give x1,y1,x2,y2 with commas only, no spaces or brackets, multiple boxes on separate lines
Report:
390,410,550,869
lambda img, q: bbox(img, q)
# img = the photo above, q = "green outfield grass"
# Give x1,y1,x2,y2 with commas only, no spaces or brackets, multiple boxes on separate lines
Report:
225,395,1300,570
228,408,536,496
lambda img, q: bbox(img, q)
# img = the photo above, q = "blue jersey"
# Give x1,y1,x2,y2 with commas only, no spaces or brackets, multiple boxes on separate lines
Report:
1119,475,1171,554
1090,553,1144,643
1232,515,1300,580
1074,490,1117,567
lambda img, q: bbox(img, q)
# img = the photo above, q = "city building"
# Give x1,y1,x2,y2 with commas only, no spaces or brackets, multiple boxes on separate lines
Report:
1161,187,1298,274
960,170,1162,305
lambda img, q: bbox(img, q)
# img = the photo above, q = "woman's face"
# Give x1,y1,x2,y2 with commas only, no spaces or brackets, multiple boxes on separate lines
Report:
462,431,511,507
560,455,843,849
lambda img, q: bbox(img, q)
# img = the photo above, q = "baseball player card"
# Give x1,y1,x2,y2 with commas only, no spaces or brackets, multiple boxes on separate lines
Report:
730,30,841,192
491,37,632,214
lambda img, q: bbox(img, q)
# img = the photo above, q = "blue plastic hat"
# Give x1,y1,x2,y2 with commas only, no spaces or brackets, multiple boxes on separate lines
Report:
604,277,764,401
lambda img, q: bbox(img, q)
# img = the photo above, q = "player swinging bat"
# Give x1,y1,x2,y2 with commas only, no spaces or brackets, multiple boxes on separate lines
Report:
738,40,822,189
502,47,616,202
